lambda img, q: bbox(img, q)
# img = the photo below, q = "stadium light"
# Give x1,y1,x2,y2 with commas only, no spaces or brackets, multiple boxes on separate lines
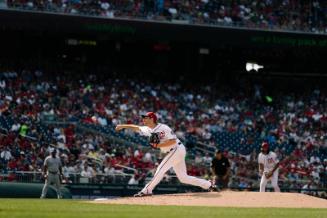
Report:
246,62,264,72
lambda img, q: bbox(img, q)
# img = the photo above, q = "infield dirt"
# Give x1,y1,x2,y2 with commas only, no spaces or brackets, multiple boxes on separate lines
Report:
92,191,327,208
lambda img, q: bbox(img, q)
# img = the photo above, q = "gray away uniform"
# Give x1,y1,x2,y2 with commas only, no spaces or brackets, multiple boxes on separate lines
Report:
41,155,62,198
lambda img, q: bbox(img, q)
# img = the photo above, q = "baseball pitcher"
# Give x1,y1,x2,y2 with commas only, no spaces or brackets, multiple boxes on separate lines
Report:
115,112,216,197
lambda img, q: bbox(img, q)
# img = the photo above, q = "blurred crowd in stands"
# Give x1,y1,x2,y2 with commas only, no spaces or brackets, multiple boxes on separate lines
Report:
3,0,327,34
0,69,326,198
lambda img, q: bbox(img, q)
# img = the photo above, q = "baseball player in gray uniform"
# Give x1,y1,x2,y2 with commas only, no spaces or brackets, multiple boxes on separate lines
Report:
40,148,63,199
116,112,216,197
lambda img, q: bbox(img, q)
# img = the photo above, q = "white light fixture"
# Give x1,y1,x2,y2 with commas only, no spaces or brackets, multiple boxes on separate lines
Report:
246,62,264,72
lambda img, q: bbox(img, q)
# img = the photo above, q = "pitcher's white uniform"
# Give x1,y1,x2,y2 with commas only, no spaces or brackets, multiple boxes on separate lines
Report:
138,123,211,194
258,151,279,192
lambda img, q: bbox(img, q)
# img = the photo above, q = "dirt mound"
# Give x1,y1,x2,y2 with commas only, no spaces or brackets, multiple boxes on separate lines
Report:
92,191,327,208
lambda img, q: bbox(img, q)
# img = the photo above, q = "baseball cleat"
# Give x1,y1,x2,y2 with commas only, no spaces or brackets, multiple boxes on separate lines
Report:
133,191,153,197
208,180,217,192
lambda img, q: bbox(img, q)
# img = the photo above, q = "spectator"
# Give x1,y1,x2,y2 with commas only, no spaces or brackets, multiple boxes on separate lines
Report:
310,155,321,164
203,153,213,167
128,173,139,185
5,0,327,34
0,146,12,163
81,164,95,179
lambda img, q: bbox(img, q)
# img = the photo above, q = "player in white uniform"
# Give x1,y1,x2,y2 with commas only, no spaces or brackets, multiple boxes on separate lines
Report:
258,142,280,192
115,112,216,197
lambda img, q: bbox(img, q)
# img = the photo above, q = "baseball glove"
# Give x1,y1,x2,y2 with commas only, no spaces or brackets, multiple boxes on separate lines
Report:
265,171,273,179
149,132,160,148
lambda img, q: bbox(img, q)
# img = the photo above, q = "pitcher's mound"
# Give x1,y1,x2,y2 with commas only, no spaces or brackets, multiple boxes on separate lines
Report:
92,191,327,208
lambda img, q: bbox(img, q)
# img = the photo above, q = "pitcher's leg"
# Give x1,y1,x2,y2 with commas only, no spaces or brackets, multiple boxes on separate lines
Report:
173,157,211,189
140,148,178,194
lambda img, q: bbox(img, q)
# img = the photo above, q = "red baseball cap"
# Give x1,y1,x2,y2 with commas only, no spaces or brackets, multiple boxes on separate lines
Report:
261,142,269,149
141,112,157,123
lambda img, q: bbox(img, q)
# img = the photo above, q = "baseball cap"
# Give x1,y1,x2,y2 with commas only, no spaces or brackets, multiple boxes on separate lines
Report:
261,142,269,149
141,112,157,123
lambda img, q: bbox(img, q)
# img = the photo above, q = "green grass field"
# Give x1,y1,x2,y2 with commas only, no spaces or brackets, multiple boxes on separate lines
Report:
0,199,326,218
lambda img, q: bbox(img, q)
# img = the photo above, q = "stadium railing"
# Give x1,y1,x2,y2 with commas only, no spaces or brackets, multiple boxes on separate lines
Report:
0,171,319,189
0,171,133,184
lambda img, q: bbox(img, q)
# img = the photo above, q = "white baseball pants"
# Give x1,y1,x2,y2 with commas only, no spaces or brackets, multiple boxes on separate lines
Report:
260,170,280,192
141,143,211,194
